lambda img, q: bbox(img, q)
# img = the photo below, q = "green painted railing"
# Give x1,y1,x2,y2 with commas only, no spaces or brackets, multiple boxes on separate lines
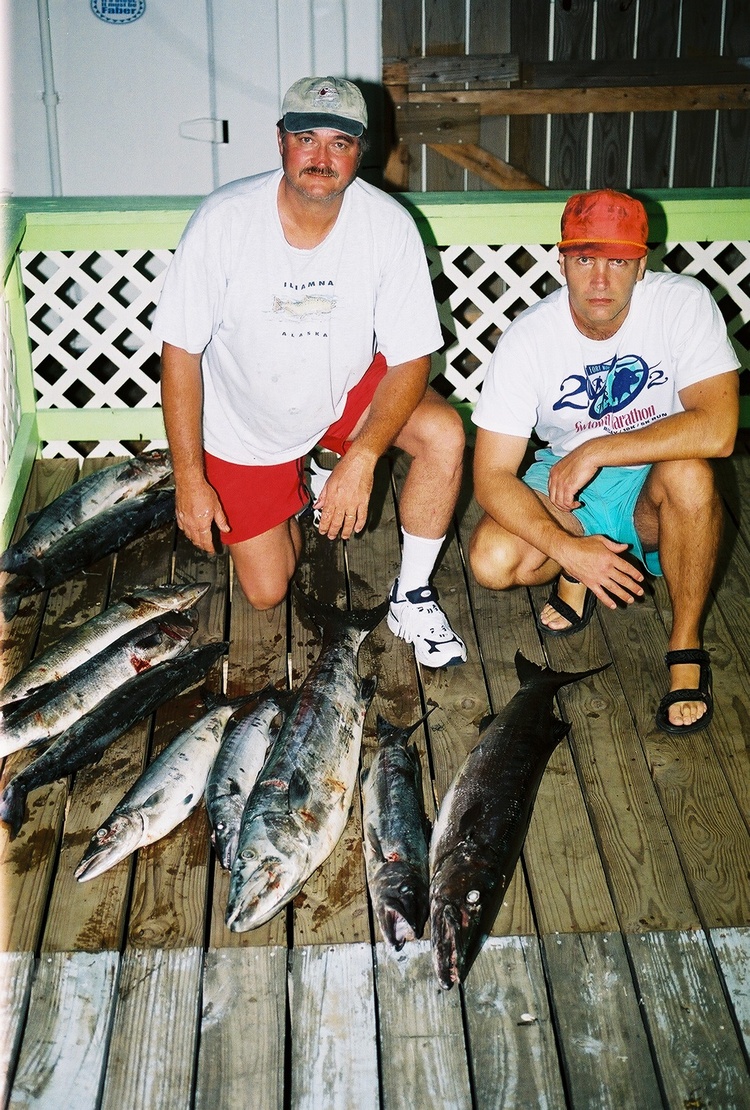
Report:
2,188,750,548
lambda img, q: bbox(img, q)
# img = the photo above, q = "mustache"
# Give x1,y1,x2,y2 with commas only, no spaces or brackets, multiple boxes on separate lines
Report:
302,166,338,178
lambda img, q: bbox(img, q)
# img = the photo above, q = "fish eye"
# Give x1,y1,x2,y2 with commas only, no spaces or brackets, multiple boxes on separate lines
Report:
465,889,481,905
240,848,256,861
95,828,107,840
399,883,412,894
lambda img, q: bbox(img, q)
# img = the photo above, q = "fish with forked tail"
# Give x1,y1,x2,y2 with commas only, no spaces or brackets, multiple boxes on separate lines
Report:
75,694,247,882
361,712,432,950
225,589,386,932
0,582,209,709
429,650,608,990
0,640,228,839
0,450,172,575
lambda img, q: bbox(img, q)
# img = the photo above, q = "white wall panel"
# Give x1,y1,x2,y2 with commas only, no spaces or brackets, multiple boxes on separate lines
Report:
8,0,381,197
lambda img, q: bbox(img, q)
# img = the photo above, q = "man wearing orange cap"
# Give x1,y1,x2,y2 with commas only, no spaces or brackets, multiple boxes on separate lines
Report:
154,76,466,668
470,188,739,734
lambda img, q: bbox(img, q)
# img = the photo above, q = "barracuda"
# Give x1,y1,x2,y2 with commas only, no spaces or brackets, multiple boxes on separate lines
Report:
0,450,172,575
0,640,229,839
429,651,607,990
0,609,197,758
361,713,432,950
0,582,209,709
225,589,386,932
1,488,176,620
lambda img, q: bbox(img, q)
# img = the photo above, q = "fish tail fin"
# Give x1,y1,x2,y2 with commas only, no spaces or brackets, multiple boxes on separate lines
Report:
0,781,27,840
376,704,435,746
360,675,378,708
514,650,609,692
0,548,15,573
0,588,21,621
293,586,389,636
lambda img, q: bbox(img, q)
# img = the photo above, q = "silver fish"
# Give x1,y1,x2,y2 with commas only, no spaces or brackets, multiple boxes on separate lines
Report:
0,450,172,574
0,488,176,621
362,713,432,950
0,640,229,839
206,685,292,871
429,651,607,990
225,589,386,932
0,609,197,758
75,696,245,882
0,582,209,708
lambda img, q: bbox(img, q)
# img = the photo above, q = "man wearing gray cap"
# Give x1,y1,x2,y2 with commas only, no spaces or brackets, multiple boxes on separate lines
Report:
154,76,466,668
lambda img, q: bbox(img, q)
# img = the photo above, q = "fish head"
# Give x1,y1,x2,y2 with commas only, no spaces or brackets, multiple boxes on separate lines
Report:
74,811,144,882
225,813,310,932
430,845,499,990
372,860,429,950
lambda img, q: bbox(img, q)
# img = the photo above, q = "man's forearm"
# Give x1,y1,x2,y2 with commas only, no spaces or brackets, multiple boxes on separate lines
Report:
160,344,206,481
347,356,430,463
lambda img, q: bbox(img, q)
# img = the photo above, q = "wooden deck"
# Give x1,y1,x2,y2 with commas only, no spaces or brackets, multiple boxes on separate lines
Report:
1,441,749,1109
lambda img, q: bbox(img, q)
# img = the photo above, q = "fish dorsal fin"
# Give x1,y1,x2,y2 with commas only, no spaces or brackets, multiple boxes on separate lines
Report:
288,767,312,810
552,719,571,743
478,713,496,735
360,675,377,706
365,825,385,863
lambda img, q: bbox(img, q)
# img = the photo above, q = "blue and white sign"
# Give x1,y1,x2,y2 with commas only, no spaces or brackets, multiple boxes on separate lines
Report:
91,0,146,24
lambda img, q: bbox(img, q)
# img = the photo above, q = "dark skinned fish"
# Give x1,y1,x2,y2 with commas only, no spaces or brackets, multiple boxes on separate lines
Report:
225,589,386,932
429,651,607,990
0,609,197,757
361,712,432,950
0,640,229,838
206,685,293,871
0,488,176,620
0,583,209,709
0,450,172,574
75,695,247,882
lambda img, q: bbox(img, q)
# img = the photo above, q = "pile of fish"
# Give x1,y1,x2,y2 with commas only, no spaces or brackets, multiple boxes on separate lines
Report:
1,450,175,620
0,582,228,836
0,535,604,989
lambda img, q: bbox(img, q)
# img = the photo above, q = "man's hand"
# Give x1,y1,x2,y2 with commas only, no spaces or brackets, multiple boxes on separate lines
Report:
175,477,230,553
561,533,645,609
314,449,375,540
547,444,599,511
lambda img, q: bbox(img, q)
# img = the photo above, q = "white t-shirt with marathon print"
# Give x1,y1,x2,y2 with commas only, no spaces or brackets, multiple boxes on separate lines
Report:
152,169,443,466
473,269,739,455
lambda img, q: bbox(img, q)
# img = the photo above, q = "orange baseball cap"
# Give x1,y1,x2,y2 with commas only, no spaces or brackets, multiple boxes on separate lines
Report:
557,189,649,259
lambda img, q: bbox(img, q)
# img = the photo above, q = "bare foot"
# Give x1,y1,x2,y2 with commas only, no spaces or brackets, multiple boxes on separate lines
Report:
666,660,707,728
540,574,589,632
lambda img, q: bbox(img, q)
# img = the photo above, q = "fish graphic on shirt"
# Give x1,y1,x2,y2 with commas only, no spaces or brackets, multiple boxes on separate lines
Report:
273,294,336,318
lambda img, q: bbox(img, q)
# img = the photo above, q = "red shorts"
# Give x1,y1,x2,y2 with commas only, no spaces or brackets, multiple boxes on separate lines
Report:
204,353,387,544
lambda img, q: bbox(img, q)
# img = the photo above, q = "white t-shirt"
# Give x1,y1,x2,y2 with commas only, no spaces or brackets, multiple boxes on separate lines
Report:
152,169,443,465
473,269,739,455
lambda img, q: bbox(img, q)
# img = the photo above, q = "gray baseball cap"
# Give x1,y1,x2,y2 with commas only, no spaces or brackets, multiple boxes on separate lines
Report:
281,77,367,137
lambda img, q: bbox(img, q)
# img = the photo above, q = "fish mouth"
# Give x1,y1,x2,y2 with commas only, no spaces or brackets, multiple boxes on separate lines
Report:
74,815,142,882
225,857,304,932
430,900,464,990
376,887,428,950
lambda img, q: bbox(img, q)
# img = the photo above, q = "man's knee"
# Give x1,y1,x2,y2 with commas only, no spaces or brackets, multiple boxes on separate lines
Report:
406,395,465,465
235,573,291,611
469,516,520,589
649,457,717,510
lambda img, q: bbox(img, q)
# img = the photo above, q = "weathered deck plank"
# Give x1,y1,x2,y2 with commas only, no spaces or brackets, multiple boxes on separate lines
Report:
290,943,379,1110
195,947,286,1110
627,930,750,1109
462,935,567,1109
8,950,119,1110
711,926,750,1059
0,952,34,1105
99,946,202,1110
542,932,662,1109
373,939,473,1109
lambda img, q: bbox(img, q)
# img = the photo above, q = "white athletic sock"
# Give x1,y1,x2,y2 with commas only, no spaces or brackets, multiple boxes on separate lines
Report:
396,530,445,597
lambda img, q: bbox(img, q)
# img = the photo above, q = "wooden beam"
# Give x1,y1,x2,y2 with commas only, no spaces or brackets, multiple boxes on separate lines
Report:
523,58,750,89
427,143,546,190
384,55,519,87
393,102,480,144
407,84,750,116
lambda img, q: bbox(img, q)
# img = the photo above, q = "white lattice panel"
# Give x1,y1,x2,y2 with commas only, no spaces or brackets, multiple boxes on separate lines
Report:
427,241,750,406
21,249,172,411
13,241,750,458
1,291,22,476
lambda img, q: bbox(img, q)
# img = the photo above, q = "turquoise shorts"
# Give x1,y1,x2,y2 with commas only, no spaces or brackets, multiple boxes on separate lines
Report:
523,447,663,576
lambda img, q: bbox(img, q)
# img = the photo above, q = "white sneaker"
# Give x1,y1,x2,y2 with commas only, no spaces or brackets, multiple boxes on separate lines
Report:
387,580,467,668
